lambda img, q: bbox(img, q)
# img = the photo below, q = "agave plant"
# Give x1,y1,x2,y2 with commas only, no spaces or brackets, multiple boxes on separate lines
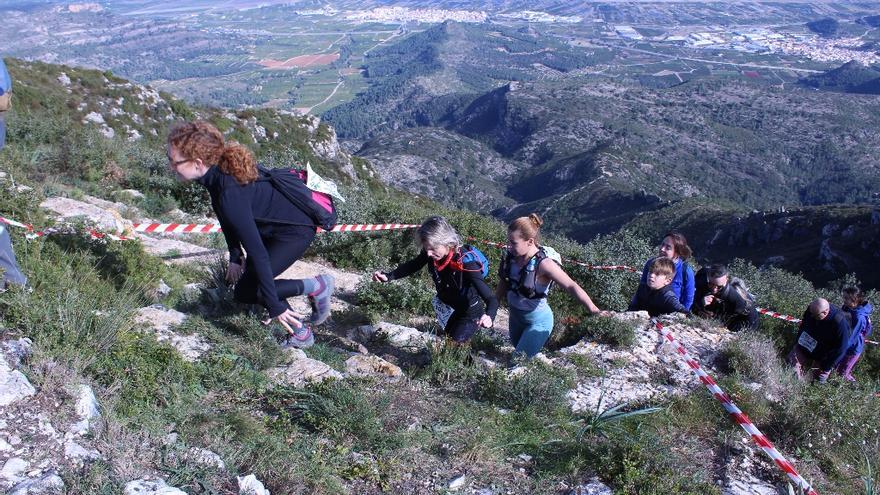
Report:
575,390,662,440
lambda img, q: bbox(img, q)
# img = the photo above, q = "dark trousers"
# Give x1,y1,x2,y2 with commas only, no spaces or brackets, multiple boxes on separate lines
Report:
443,308,481,343
727,308,759,332
234,225,315,309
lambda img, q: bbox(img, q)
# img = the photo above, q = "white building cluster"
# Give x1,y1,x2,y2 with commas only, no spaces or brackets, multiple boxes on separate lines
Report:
651,27,879,65
499,11,582,24
345,7,488,24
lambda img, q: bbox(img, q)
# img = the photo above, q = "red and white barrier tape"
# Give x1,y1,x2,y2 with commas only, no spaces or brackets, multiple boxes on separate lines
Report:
132,223,222,234
467,237,640,272
757,307,802,324
0,216,35,231
129,222,420,234
1,217,133,241
321,223,420,233
651,319,818,495
2,215,419,240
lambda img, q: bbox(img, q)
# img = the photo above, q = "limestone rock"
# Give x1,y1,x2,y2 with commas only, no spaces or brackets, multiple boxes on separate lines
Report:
135,306,211,362
69,384,100,436
0,356,36,407
568,478,613,495
151,280,172,300
566,313,733,413
186,447,225,470
448,474,466,490
374,322,439,350
136,234,217,262
3,338,33,368
331,336,369,355
63,440,101,462
345,354,403,379
39,197,126,233
1,457,29,484
237,474,270,495
267,349,342,388
124,478,187,495
8,473,64,495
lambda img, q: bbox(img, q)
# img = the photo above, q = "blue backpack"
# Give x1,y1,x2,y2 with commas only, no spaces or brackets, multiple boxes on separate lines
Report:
457,245,490,279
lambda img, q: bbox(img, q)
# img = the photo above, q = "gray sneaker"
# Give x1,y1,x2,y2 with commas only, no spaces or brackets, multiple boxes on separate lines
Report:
308,274,336,325
280,324,314,349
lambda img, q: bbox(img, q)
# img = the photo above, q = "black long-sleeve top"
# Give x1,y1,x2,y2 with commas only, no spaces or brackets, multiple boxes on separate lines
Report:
693,269,758,331
386,250,499,319
795,305,852,372
628,283,690,317
197,166,313,318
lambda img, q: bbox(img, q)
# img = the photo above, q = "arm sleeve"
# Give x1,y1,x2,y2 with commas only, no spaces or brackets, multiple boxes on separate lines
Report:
731,292,751,316
212,196,245,265
631,259,652,308
681,265,695,310
663,289,690,315
386,251,429,281
628,285,642,312
218,189,288,318
692,286,709,316
219,219,245,265
820,317,852,372
463,264,499,319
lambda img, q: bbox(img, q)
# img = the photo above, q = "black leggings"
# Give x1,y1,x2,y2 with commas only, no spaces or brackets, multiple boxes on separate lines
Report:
234,225,316,309
443,309,481,343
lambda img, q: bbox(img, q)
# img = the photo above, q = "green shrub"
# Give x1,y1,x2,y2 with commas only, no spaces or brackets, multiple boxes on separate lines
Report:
476,361,575,412
419,339,480,388
549,315,636,350
265,380,397,451
354,277,434,323
595,431,721,495
92,329,201,421
721,330,800,401
137,191,178,217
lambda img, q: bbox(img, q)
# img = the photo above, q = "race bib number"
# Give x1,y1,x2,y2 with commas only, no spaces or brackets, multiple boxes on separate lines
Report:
798,332,818,353
433,296,454,329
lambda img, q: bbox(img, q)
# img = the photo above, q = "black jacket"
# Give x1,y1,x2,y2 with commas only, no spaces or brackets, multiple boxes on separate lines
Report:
795,305,852,372
693,269,758,331
386,249,498,319
198,166,313,317
628,283,689,317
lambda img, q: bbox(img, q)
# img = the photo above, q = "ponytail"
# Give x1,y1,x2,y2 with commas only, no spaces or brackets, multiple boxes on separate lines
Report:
509,213,543,242
218,142,258,184
167,120,258,184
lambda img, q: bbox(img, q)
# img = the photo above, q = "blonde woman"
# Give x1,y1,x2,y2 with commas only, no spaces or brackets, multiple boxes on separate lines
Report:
372,216,497,342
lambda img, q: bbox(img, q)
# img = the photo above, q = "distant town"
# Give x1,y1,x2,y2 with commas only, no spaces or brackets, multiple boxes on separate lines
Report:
296,6,879,65
615,25,880,65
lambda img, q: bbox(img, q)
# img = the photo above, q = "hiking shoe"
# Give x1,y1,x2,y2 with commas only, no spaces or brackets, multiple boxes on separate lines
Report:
308,274,335,325
281,323,315,349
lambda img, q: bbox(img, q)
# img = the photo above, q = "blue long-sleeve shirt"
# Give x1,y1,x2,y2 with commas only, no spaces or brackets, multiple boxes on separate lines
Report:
197,165,313,318
0,58,11,95
637,257,695,310
796,305,852,372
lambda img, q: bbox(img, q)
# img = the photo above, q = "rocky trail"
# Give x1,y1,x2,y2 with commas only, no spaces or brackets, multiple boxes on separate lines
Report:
0,195,784,495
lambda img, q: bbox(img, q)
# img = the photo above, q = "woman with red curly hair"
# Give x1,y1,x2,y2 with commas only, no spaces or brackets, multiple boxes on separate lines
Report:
166,120,334,348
